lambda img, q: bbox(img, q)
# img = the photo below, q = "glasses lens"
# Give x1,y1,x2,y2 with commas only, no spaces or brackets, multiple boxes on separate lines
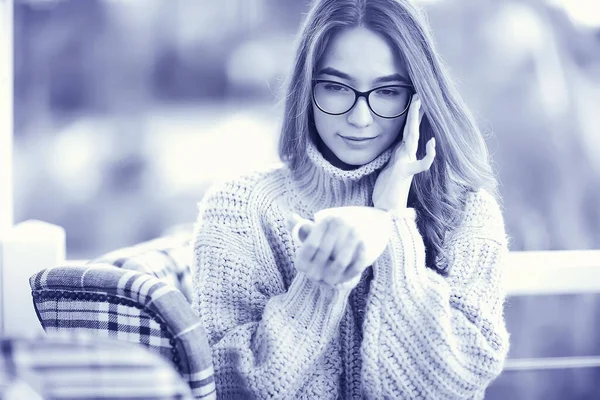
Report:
314,82,356,114
369,86,411,118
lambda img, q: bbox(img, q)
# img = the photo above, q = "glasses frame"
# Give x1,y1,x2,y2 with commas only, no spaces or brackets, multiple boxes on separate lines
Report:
312,79,415,119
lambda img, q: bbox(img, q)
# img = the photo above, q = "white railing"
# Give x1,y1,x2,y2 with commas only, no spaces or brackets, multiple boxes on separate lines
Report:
503,250,600,371
505,250,600,296
504,355,600,371
62,249,600,373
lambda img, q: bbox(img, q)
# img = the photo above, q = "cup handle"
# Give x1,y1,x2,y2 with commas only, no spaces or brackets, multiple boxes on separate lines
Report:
291,218,313,243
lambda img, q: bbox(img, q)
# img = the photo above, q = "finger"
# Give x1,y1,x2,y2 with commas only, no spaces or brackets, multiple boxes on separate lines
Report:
297,218,329,262
321,227,355,285
411,137,436,174
304,266,323,283
296,217,339,284
408,96,422,156
331,228,362,281
295,222,313,242
340,241,369,282
401,94,421,158
310,217,343,267
287,213,315,242
290,221,314,245
294,255,322,282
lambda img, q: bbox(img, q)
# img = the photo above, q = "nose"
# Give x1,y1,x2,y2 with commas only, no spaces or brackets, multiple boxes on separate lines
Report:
347,97,373,128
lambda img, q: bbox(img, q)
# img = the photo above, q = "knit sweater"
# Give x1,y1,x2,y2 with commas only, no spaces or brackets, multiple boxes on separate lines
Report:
192,139,511,400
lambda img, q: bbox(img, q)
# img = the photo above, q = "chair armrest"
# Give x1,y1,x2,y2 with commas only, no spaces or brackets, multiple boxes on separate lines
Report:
89,232,194,303
29,265,216,400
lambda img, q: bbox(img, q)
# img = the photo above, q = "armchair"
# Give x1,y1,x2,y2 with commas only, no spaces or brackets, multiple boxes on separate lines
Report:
28,230,216,400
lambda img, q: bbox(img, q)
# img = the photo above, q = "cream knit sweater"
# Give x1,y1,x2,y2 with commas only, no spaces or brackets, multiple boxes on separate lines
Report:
192,140,510,400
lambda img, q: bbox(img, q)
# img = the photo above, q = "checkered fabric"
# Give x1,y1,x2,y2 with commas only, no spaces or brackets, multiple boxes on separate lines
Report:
88,230,194,303
29,266,216,400
0,331,193,399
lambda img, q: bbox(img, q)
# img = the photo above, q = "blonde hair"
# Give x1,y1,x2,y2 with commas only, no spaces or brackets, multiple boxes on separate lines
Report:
278,0,501,274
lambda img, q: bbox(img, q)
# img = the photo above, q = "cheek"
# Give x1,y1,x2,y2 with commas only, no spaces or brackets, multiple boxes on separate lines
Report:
312,106,339,136
382,116,407,141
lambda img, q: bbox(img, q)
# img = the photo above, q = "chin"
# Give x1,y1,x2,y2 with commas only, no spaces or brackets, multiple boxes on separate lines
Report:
335,151,379,167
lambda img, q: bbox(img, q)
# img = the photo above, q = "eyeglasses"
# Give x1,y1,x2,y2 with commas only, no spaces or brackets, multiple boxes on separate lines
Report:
312,79,415,119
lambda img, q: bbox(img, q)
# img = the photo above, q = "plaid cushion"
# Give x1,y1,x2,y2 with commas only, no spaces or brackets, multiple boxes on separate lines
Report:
89,231,194,303
29,265,216,400
0,331,193,399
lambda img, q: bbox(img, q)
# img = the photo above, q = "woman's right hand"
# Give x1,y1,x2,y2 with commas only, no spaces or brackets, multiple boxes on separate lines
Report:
286,214,369,290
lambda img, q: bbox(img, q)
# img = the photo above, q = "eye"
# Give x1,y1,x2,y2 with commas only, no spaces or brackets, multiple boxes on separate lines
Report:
323,83,349,93
375,88,400,96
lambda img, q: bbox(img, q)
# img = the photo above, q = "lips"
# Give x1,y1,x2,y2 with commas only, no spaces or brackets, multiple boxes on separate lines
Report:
339,134,378,149
342,136,377,141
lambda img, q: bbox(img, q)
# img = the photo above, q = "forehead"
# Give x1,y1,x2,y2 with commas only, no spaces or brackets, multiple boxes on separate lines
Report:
318,27,408,83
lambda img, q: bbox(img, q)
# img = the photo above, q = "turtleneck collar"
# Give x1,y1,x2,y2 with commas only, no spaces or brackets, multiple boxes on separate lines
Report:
289,137,393,213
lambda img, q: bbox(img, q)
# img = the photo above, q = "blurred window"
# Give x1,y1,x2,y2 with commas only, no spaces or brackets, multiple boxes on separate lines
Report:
1,0,14,233
12,0,600,259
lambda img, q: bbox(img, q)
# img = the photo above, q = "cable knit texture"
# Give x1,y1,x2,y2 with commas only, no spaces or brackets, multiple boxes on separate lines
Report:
192,139,510,399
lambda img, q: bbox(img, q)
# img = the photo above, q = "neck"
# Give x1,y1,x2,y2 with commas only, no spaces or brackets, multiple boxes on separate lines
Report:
289,138,393,212
315,136,359,171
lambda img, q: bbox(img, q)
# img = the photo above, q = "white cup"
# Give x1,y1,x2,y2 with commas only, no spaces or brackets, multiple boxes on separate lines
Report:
291,206,393,285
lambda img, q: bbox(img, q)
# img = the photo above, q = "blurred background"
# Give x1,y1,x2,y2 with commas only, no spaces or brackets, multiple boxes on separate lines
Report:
13,0,600,259
13,0,600,258
11,0,600,397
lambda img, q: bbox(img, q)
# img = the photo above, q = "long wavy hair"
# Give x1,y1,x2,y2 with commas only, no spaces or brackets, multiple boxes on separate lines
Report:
278,0,501,275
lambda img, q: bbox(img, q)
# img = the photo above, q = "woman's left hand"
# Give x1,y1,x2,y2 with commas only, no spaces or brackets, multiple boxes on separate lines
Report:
372,94,436,211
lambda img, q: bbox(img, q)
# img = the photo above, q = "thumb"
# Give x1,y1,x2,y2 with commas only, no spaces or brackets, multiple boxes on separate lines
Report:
286,213,313,242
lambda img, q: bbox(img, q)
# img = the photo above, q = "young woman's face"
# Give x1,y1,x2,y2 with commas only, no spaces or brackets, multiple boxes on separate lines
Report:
312,27,411,169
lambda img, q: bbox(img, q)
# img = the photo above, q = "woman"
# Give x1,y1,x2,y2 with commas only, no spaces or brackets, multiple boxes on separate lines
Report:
192,0,510,398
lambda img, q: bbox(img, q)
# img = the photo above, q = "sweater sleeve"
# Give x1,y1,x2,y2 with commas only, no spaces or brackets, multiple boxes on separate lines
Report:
360,190,510,400
191,182,351,399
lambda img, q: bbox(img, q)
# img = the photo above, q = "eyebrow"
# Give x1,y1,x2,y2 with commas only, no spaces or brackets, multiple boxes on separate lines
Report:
317,67,411,85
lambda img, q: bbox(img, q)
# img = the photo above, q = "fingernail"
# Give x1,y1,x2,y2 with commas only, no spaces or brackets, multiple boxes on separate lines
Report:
298,223,312,242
